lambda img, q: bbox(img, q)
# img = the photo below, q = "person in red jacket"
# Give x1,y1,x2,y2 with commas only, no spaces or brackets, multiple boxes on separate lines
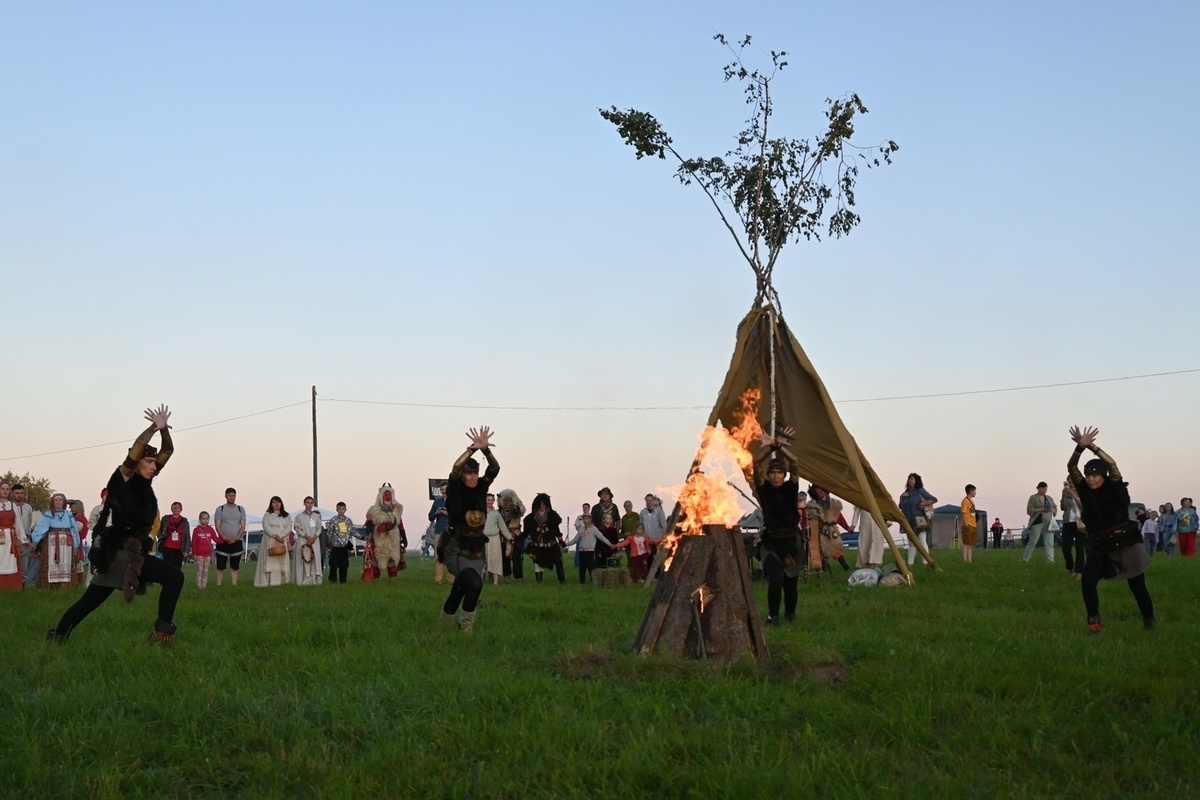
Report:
191,511,218,588
158,502,190,568
611,522,660,582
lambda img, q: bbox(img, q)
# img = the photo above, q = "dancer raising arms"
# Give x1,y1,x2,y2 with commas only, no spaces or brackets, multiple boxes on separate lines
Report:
1067,425,1155,633
47,405,184,645
440,427,499,632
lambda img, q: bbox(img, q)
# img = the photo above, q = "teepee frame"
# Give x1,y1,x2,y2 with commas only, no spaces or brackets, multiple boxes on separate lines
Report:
655,291,937,585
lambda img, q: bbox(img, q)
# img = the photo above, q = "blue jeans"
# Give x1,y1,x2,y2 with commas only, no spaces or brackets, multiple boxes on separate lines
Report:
1023,522,1054,563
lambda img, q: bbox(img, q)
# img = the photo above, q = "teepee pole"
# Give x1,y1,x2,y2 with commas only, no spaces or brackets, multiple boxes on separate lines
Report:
768,307,778,436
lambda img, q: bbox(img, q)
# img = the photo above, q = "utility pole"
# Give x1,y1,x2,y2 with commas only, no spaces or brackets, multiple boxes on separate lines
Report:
312,385,318,506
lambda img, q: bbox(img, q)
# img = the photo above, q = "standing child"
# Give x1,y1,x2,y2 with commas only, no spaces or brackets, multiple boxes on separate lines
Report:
192,512,217,588
563,514,612,585
611,522,659,582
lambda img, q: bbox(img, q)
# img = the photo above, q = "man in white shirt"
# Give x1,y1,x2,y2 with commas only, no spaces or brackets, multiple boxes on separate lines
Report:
12,485,38,588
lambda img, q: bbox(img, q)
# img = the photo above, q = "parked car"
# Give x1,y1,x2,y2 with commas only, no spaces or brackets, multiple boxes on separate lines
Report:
244,530,263,561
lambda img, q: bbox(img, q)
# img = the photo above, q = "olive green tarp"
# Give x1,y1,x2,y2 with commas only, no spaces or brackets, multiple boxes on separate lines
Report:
705,306,936,580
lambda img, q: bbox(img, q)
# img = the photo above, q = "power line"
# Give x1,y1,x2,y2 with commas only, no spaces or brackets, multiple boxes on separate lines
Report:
837,367,1200,403
3,368,1195,461
318,397,710,412
0,401,309,461
319,367,1200,410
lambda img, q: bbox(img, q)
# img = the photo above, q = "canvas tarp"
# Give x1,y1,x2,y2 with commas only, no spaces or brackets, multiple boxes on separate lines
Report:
705,305,936,579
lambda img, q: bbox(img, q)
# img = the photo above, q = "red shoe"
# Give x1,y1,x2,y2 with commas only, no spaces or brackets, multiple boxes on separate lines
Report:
1087,616,1103,634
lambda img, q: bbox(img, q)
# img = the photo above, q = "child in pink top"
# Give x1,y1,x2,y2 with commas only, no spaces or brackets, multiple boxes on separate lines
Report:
192,512,218,588
612,522,660,582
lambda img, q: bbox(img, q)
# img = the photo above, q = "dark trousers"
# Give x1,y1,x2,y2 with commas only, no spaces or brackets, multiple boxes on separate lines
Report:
54,555,184,636
992,529,1002,549
629,554,649,582
1062,521,1086,574
511,540,524,581
762,553,798,619
578,550,597,584
1081,553,1154,620
443,568,483,614
328,546,350,583
161,548,184,569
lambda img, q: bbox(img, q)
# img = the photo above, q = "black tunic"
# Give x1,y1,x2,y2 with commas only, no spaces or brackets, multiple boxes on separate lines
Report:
1072,475,1138,550
524,511,564,569
757,480,801,532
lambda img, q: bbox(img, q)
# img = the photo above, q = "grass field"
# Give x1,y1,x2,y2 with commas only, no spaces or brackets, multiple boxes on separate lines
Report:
2,548,1197,799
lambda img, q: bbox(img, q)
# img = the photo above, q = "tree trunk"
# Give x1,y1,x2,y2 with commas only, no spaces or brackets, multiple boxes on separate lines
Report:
633,526,768,661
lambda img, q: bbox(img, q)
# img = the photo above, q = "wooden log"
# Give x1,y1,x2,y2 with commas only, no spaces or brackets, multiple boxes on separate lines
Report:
633,526,769,661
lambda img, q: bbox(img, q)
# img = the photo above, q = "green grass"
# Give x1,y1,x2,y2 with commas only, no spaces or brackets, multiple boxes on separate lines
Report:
2,550,1197,799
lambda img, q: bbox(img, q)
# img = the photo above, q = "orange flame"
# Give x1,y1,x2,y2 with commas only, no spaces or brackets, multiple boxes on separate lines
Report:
657,389,765,568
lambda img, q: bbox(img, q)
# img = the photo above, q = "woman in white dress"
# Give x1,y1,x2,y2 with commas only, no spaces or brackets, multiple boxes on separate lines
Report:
255,496,292,587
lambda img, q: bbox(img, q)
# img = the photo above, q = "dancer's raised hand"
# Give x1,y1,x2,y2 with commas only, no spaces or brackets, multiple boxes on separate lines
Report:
467,426,494,450
145,405,171,430
1069,425,1098,447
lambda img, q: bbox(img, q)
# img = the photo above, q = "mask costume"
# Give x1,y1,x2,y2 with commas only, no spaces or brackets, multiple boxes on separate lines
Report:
522,493,566,584
47,408,184,645
440,433,499,631
807,485,853,575
485,489,524,583
365,484,406,580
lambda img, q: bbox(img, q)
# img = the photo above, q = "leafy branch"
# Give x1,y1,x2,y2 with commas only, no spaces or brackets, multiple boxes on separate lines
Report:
600,33,898,307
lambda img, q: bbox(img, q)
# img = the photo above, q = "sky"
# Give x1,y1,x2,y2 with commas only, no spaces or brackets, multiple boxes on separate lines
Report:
2,2,1197,536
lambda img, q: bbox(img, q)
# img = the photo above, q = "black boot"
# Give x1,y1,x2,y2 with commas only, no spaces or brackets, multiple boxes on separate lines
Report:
45,629,69,644
535,572,543,584
149,619,177,647
1144,617,1156,631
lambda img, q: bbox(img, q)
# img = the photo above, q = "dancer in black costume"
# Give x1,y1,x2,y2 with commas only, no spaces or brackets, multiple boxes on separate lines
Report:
47,405,184,646
1067,425,1155,632
439,426,499,632
753,425,803,625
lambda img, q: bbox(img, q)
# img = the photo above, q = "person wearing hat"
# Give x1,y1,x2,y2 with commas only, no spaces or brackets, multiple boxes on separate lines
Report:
46,405,184,645
1067,425,1154,632
592,488,619,554
440,426,499,631
753,426,804,625
1023,481,1058,564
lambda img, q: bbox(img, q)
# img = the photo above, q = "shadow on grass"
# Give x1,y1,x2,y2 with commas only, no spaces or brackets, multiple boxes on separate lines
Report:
556,641,849,686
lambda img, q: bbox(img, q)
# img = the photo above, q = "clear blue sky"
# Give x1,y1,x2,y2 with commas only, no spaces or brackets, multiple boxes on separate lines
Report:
2,2,1197,531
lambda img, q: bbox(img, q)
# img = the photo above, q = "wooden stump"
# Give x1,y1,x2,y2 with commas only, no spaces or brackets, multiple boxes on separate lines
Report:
633,526,769,661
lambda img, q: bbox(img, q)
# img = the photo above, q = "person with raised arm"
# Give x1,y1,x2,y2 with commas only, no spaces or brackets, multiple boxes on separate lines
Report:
439,426,499,632
46,405,185,646
1067,425,1155,633
753,425,804,625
